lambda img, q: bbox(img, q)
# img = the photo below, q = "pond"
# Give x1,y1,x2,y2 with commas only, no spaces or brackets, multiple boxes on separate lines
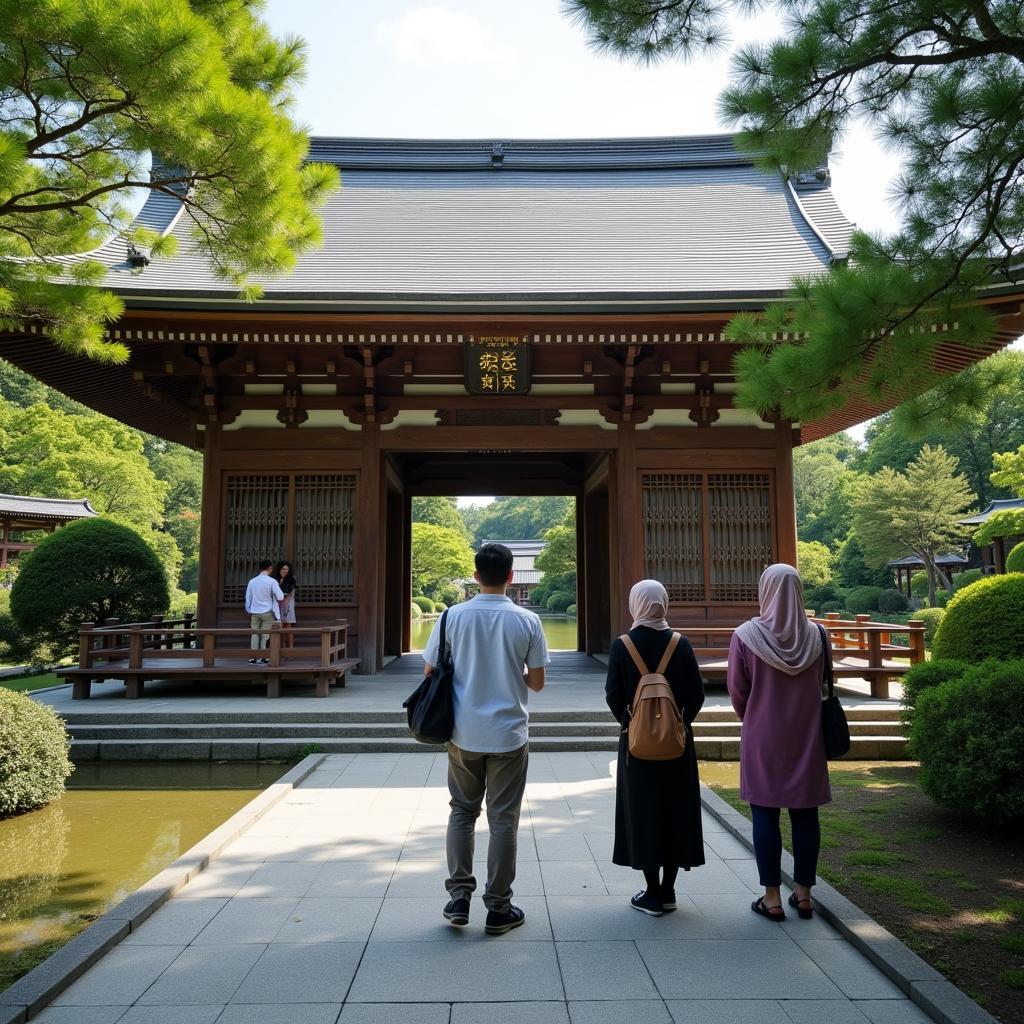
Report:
410,614,579,652
0,761,287,992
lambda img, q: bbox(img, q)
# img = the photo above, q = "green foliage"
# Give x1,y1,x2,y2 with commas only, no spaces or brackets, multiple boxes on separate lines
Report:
566,604,578,616
0,688,73,814
975,509,1024,546
914,607,946,647
433,601,447,613
545,592,575,613
797,540,833,588
933,574,1024,663
901,658,968,716
834,535,894,590
991,443,1024,497
804,583,841,611
411,596,434,614
793,435,858,546
412,497,470,540
473,496,572,545
410,523,474,599
952,568,985,592
851,446,974,604
568,2,1023,427
909,661,1024,828
168,590,197,617
10,518,169,655
846,586,886,615
437,583,463,607
931,589,951,608
0,0,338,359
818,600,844,614
410,602,422,620
877,590,909,614
1007,543,1024,574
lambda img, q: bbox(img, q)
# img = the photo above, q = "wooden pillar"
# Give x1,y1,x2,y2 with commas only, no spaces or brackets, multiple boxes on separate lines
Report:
0,517,9,570
356,424,381,675
574,493,586,653
401,494,412,653
774,420,798,567
615,423,642,633
994,536,1007,574
197,425,223,628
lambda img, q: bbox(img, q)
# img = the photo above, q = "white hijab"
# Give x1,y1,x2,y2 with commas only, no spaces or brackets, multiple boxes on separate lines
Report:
734,564,822,675
629,579,670,631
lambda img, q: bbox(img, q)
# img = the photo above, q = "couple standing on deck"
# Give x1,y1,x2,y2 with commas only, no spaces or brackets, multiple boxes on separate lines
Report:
423,546,830,932
243,559,298,662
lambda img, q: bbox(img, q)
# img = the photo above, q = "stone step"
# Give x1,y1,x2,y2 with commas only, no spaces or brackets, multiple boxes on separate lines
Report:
68,734,907,762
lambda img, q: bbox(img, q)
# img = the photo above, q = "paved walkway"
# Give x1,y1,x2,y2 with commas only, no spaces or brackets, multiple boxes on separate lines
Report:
38,752,931,1024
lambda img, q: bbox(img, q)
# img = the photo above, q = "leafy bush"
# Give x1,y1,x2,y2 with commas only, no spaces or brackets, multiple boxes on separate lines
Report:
929,590,951,608
818,600,844,614
437,583,463,607
10,519,169,657
545,592,574,612
952,568,984,591
901,658,969,716
877,590,909,613
0,689,74,814
169,590,197,617
804,583,841,611
910,571,929,597
433,601,448,613
1006,543,1024,574
410,603,423,620
932,573,1024,662
797,540,834,588
909,660,1024,828
411,596,434,614
566,604,578,616
846,586,887,615
913,606,945,646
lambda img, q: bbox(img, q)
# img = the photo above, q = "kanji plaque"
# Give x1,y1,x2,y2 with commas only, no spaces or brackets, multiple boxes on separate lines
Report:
464,336,532,395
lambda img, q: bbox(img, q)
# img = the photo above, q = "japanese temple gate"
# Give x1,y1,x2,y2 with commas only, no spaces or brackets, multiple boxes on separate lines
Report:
2,136,1022,674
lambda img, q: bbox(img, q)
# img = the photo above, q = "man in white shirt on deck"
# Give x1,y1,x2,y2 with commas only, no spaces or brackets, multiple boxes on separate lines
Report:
244,560,284,664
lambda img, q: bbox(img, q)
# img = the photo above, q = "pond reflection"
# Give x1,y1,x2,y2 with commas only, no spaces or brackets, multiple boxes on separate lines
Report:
410,614,578,651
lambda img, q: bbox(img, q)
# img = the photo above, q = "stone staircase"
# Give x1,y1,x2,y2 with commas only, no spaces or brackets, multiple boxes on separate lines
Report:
64,705,907,761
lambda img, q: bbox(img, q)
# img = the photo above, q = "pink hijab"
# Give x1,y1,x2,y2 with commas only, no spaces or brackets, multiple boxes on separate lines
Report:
629,579,670,630
734,563,822,675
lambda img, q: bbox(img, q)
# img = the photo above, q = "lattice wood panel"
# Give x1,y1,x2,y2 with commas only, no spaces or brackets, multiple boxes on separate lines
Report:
708,472,772,603
222,475,289,604
294,474,355,604
641,473,705,603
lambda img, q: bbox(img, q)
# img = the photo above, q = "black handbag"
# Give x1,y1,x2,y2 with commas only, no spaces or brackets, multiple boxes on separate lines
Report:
819,623,851,759
403,609,455,745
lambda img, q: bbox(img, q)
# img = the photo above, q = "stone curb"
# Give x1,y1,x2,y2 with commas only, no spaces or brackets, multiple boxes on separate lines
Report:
1,753,325,1021
699,785,999,1024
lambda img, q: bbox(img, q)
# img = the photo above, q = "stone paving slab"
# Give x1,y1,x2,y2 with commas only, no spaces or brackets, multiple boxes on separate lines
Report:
37,752,976,1024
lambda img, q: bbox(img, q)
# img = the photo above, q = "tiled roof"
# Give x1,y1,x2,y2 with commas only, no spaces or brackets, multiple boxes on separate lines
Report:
0,494,97,520
958,498,1024,525
886,553,968,568
64,136,853,311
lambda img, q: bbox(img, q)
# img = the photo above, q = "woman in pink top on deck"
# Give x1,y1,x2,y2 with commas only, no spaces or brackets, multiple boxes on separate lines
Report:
727,563,831,923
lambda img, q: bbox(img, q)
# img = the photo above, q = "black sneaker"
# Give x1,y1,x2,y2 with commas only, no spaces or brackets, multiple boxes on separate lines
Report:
631,890,664,917
248,658,258,664
660,887,677,911
259,658,269,664
443,897,470,927
485,904,525,935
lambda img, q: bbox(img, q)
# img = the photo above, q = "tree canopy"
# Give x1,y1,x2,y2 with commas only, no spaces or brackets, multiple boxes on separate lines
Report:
472,496,573,545
0,0,338,361
410,522,474,599
412,496,470,540
567,0,1024,425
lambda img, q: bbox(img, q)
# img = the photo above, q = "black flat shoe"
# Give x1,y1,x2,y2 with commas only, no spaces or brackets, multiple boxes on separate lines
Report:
660,888,677,912
788,892,814,920
751,896,786,922
631,890,664,917
443,897,470,927
485,904,525,935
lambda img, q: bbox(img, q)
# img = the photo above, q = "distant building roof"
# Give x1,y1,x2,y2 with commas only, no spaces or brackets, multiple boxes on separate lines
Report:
60,135,852,311
886,553,969,569
0,494,97,522
512,570,542,585
958,498,1024,526
481,540,546,557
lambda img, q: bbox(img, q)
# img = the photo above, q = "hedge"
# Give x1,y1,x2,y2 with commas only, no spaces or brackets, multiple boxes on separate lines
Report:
1007,543,1024,574
566,604,578,616
410,603,423,619
845,586,887,615
932,573,1024,662
877,590,909,613
433,601,448,613
914,606,945,646
411,596,434,614
901,657,969,716
0,689,74,814
909,659,1024,828
952,568,985,591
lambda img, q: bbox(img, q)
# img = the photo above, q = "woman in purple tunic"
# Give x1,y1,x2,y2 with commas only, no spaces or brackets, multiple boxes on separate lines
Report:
728,563,831,922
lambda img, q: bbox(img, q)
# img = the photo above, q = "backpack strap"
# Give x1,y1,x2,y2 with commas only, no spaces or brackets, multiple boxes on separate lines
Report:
618,634,650,676
655,631,682,675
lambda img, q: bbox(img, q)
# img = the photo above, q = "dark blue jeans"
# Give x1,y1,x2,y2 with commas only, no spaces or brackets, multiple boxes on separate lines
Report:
750,804,820,888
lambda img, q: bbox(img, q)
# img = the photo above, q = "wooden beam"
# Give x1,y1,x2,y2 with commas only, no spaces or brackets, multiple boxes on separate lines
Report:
775,420,798,567
197,426,223,627
355,425,382,674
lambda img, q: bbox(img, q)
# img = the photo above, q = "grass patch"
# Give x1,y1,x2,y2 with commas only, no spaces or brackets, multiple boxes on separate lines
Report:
999,969,1024,990
850,872,953,915
952,930,975,945
892,827,941,845
845,850,910,867
1000,935,1024,955
0,672,63,693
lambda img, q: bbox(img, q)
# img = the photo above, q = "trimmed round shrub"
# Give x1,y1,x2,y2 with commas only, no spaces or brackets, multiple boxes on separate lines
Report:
932,573,1024,662
411,596,434,614
804,583,841,610
877,590,909,613
566,604,578,616
10,518,169,656
913,606,945,646
410,602,423,620
437,583,462,607
1006,543,1024,574
0,689,74,814
932,589,951,607
846,586,886,615
545,592,574,612
909,660,1024,828
433,601,448,613
910,571,929,597
951,568,984,592
818,600,844,614
901,657,969,716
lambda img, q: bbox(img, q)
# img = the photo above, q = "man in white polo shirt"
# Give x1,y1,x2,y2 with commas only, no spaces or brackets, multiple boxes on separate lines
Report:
244,559,284,664
423,542,549,935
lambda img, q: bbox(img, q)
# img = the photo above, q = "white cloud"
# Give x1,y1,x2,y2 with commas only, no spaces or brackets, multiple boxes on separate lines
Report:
378,6,514,67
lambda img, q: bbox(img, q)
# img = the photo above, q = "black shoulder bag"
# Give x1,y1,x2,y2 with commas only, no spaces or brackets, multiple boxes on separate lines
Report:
819,623,851,759
403,609,455,745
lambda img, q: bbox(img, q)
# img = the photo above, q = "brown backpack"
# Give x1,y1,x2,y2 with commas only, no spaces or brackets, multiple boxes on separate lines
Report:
621,632,686,761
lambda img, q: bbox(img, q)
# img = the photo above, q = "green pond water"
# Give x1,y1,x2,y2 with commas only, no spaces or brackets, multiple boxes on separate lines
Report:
0,761,286,991
410,614,579,652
